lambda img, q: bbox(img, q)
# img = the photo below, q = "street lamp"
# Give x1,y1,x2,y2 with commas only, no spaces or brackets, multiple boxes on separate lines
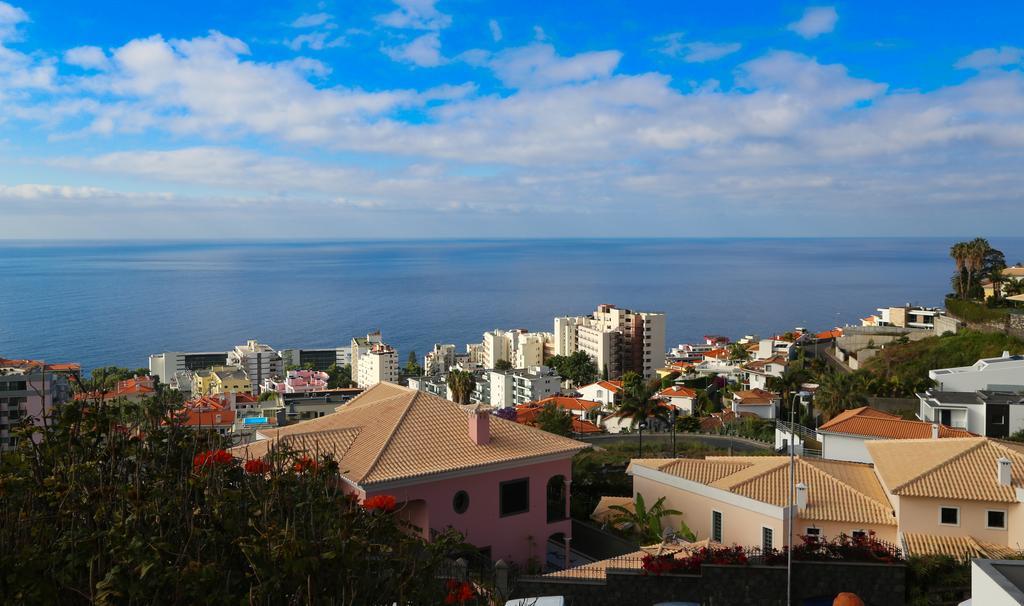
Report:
669,408,677,458
637,421,647,457
787,390,811,606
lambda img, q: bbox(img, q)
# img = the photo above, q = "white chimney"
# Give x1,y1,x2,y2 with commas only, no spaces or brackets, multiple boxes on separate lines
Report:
796,483,808,511
1003,351,1011,359
932,423,940,439
998,458,1012,486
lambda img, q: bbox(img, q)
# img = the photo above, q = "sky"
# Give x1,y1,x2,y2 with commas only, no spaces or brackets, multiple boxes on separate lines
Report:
1,1,1023,239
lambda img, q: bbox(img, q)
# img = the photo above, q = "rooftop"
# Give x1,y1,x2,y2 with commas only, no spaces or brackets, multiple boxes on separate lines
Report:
233,383,589,486
529,395,602,412
732,389,778,405
902,533,1019,561
817,406,976,440
658,385,698,399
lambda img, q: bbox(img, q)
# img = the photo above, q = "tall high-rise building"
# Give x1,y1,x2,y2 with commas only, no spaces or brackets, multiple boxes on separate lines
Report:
474,329,554,369
356,342,399,388
228,340,284,394
554,304,666,380
423,344,456,376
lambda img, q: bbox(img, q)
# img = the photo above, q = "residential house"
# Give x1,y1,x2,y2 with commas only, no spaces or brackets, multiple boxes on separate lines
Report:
929,352,1024,392
576,380,623,409
657,385,699,416
554,304,666,380
668,336,730,363
175,392,260,438
74,375,156,403
862,305,944,330
228,340,284,394
261,369,329,395
730,389,780,419
816,406,975,463
982,265,1024,300
963,559,1024,605
699,409,758,432
0,357,78,451
514,402,603,435
917,389,1024,438
192,365,251,396
741,356,789,391
526,395,602,420
233,383,589,566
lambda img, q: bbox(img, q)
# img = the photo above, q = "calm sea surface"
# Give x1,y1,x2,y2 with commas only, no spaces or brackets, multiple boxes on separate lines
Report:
2,238,1022,373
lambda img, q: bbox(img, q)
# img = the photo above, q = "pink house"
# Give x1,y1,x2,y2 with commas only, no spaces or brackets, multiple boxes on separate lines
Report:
0,357,79,451
261,369,330,394
234,382,589,567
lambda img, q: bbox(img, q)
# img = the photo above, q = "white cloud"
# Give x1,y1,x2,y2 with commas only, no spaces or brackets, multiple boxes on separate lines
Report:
63,46,110,70
377,0,451,31
0,0,28,42
488,43,622,88
488,19,502,42
286,32,345,51
956,46,1024,70
532,25,546,41
787,6,838,39
291,12,331,28
383,32,445,67
656,33,741,63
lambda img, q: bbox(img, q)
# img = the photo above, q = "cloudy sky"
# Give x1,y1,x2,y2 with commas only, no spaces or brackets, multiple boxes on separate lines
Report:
1,0,1023,238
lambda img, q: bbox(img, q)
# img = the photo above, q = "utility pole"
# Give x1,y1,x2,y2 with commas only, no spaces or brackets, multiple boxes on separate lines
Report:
787,392,800,606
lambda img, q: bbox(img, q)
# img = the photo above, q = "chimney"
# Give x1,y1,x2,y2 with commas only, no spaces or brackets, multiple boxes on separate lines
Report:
998,457,1012,486
796,483,808,511
466,404,491,445
931,423,939,439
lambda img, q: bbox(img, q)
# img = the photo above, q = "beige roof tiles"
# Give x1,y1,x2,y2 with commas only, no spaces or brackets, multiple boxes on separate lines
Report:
867,438,1024,502
902,533,1021,561
231,382,588,486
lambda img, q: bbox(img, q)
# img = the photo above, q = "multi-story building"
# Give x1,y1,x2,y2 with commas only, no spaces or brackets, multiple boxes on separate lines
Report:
929,352,1024,392
233,382,589,567
554,304,666,380
917,388,1024,438
576,380,623,409
149,350,230,385
228,340,284,394
261,369,329,395
423,344,457,375
355,342,399,388
476,329,553,369
741,356,789,391
488,366,561,409
862,305,944,330
192,366,251,396
279,347,351,371
0,357,78,451
350,332,383,379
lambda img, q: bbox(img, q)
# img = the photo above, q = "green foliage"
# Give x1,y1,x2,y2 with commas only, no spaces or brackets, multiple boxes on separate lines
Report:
1009,429,1024,443
945,296,1011,322
675,415,701,433
258,389,278,401
0,398,467,604
446,370,476,405
713,416,775,443
536,402,574,436
405,351,423,377
659,372,681,389
325,363,353,389
727,343,751,362
615,373,671,430
813,371,869,419
608,493,682,544
494,359,513,371
949,238,1006,300
906,555,971,606
545,352,598,386
80,366,150,392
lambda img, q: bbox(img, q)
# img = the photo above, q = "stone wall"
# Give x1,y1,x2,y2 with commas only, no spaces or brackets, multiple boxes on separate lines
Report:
514,561,906,606
953,313,1024,341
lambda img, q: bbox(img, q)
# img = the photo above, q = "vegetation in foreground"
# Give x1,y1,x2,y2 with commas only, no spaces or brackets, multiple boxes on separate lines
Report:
0,398,475,605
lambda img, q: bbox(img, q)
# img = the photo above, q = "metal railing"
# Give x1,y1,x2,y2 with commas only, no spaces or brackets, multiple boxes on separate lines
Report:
776,419,818,442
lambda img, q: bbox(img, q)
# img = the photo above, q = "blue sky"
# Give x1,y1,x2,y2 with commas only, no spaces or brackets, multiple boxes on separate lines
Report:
1,1,1023,238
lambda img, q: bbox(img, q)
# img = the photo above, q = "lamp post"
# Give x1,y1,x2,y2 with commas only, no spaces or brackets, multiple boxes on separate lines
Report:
637,421,647,457
786,390,810,606
670,408,677,458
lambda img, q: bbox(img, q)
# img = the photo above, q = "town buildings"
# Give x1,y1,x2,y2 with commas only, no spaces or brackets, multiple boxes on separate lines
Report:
657,384,699,416
477,329,553,369
862,305,945,330
355,342,399,388
929,352,1024,392
261,369,329,395
149,350,230,385
576,380,623,409
917,389,1024,438
0,357,78,451
741,356,789,391
279,346,351,371
233,382,589,566
192,365,251,396
74,375,156,403
816,406,974,464
423,343,457,375
228,340,284,394
730,389,780,419
554,304,666,380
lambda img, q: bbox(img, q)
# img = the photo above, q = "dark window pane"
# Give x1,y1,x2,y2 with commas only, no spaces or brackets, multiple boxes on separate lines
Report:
500,479,529,517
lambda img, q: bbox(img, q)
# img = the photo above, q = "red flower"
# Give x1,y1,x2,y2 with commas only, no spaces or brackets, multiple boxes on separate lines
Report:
444,580,475,604
193,449,233,470
293,456,319,473
244,459,271,475
362,495,397,512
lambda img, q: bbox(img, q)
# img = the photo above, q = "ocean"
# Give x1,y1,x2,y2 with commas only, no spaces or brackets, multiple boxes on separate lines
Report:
1,237,1021,373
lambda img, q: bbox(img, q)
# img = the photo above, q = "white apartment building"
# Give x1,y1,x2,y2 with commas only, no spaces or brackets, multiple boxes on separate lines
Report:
228,340,284,394
930,352,1024,392
423,344,456,376
350,331,384,379
149,350,230,385
554,304,666,380
355,342,399,388
476,329,553,369
487,366,561,409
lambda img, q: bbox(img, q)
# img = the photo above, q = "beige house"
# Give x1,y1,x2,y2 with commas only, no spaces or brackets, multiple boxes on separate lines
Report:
192,365,251,396
730,389,780,419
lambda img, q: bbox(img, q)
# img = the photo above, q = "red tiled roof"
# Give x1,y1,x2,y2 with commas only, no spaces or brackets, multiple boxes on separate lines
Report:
74,376,156,401
818,406,976,440
658,385,697,399
515,405,602,434
815,328,844,340
178,409,236,427
531,395,602,412
732,389,778,405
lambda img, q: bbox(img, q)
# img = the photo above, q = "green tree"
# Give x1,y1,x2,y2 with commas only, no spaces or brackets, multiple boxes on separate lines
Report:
326,363,353,388
258,389,278,401
814,371,868,419
727,343,751,362
767,363,811,420
405,351,423,376
494,359,514,371
659,372,681,389
545,352,599,387
608,493,683,544
616,373,671,430
535,402,574,436
446,370,476,405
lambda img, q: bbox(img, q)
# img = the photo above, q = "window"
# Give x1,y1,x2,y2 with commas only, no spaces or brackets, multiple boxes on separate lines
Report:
805,527,820,538
939,409,952,426
987,510,1007,529
711,511,723,542
940,507,960,526
453,490,470,514
852,530,867,539
499,478,530,517
762,527,774,551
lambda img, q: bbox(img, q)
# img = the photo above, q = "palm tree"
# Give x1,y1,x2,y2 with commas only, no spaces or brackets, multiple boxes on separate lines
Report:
766,363,811,421
727,343,751,362
608,493,683,544
617,372,671,455
950,242,968,298
814,372,868,419
446,370,476,405
966,238,990,299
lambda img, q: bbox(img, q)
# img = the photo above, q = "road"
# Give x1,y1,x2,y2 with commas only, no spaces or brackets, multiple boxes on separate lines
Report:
577,432,771,453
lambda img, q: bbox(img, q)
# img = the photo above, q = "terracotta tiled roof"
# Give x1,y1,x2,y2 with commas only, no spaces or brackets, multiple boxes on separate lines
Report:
590,496,634,527
698,409,758,431
531,395,602,412
743,356,789,373
732,389,778,405
815,328,844,340
902,533,1021,561
232,383,588,485
1003,266,1024,278
631,456,895,526
658,385,697,399
703,348,730,360
590,380,623,392
818,407,975,440
544,539,719,579
515,404,602,434
867,438,1024,503
179,409,235,427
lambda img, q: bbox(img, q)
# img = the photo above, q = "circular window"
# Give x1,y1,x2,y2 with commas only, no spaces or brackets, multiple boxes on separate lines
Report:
453,490,470,514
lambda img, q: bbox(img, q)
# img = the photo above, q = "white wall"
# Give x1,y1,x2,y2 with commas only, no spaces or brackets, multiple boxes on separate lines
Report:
819,433,872,464
971,561,1024,606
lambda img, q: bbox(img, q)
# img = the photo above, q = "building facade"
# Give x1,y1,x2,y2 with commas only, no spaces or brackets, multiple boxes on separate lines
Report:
929,352,1024,392
149,350,230,385
554,304,666,380
356,342,399,388
227,340,284,394
0,358,77,451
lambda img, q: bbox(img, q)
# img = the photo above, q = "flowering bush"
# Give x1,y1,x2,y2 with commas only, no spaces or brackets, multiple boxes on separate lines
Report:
243,458,271,475
642,545,750,575
293,456,319,473
363,494,398,512
792,531,902,563
495,407,517,422
444,579,476,604
192,449,233,470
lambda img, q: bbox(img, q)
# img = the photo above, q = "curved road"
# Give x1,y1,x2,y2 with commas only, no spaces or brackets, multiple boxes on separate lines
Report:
578,432,771,453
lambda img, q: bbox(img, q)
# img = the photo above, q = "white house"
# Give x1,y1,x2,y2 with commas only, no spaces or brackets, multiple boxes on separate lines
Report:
730,389,779,419
930,352,1024,392
960,559,1024,606
817,406,975,464
917,389,1024,438
577,380,623,409
657,385,699,416
741,356,788,391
